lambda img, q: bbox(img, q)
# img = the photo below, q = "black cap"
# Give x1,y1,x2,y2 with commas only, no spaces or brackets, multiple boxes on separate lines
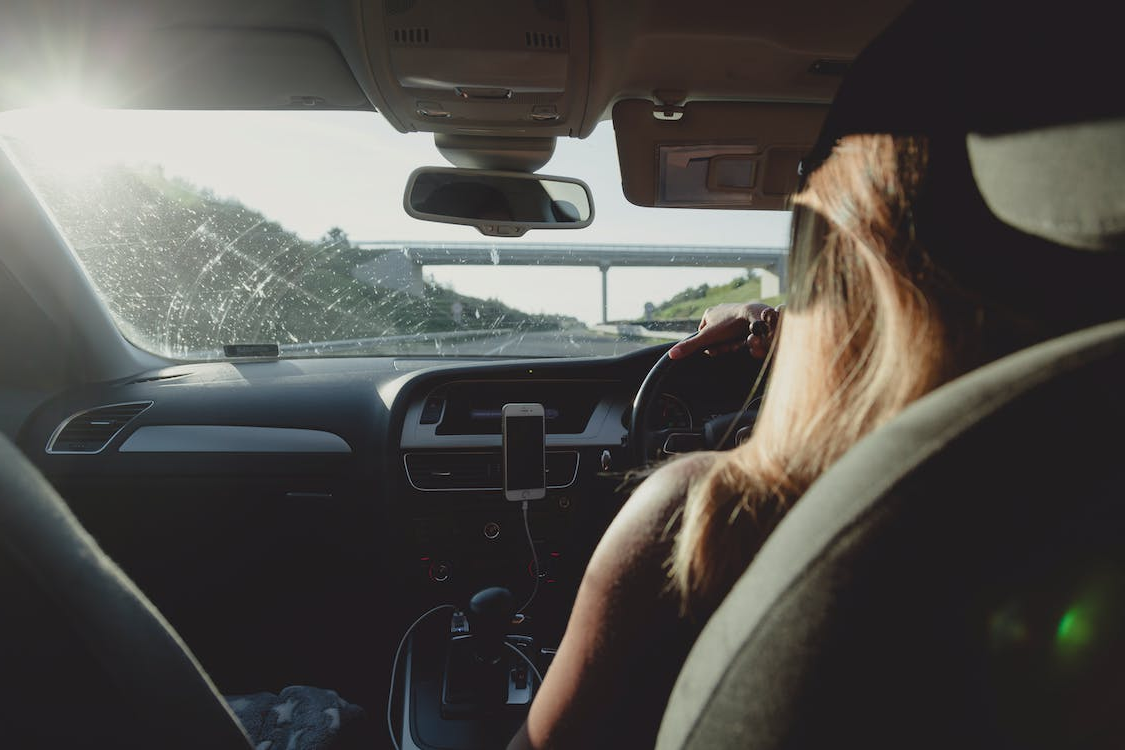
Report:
801,0,1125,325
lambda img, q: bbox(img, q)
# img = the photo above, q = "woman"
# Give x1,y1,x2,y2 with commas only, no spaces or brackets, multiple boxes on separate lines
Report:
508,131,1011,749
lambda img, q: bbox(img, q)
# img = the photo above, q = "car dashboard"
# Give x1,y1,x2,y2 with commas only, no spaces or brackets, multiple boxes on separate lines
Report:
15,344,761,714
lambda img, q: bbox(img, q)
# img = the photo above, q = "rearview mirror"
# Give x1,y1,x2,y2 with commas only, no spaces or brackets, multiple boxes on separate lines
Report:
404,167,593,237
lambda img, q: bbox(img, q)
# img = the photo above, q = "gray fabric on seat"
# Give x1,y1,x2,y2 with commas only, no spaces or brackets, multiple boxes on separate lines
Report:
657,319,1125,750
967,118,1125,252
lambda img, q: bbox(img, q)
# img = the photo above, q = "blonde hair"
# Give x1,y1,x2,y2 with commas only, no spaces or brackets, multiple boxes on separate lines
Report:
670,134,970,613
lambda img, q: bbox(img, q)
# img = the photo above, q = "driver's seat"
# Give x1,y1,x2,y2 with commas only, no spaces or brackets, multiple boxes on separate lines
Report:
658,319,1125,749
657,1,1125,747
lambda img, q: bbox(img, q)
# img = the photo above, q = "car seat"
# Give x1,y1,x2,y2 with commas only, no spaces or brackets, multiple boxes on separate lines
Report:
0,433,253,749
657,1,1125,748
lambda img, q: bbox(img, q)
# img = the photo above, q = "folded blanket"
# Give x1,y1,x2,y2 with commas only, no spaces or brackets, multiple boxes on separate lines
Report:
226,685,364,750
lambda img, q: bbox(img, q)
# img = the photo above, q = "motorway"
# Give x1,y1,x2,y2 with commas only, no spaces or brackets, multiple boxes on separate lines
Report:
273,325,686,359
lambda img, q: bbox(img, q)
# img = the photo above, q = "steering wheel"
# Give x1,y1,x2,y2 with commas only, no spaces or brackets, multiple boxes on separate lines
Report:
628,345,682,465
629,333,766,466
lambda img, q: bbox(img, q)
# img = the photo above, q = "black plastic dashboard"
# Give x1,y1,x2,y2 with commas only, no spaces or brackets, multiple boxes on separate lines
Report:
13,343,760,711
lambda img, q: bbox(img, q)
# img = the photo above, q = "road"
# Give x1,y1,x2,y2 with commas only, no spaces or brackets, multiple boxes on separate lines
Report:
385,327,682,358
268,326,685,359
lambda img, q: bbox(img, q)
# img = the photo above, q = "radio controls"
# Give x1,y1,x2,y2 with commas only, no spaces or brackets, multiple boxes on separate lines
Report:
483,521,501,540
429,561,453,582
528,552,562,582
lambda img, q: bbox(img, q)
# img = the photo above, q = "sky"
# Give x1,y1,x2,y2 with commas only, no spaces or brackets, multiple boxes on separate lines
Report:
0,108,792,324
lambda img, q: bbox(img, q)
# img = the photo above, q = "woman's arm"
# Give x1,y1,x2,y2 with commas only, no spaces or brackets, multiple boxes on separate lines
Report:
510,452,718,750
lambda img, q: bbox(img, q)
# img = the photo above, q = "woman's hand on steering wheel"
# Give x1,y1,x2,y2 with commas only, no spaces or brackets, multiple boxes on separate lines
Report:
667,302,782,361
631,302,779,464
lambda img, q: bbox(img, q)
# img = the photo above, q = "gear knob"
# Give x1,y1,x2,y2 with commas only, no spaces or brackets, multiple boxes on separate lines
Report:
469,587,515,663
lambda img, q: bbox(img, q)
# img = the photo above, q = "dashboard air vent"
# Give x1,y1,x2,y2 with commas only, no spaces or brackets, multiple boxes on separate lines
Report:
406,452,498,490
47,401,153,454
405,450,579,491
126,371,191,385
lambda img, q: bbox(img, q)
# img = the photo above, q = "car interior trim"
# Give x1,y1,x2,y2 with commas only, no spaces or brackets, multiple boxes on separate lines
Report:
402,450,580,492
399,381,625,449
45,401,155,455
117,425,354,454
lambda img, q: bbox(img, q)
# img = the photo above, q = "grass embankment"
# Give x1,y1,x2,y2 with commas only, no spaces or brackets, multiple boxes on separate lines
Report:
649,274,786,322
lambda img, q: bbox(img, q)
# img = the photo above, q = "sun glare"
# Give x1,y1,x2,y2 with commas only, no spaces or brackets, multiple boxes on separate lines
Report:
2,103,131,177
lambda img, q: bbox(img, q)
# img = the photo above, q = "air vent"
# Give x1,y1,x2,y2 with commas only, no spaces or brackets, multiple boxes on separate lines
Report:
126,371,191,385
393,27,430,45
405,451,579,491
525,31,563,49
47,402,153,454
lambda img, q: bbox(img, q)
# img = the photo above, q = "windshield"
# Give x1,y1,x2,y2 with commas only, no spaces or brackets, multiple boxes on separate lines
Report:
0,109,791,359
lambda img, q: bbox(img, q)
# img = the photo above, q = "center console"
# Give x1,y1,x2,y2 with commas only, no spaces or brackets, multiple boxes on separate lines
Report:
393,587,552,750
397,376,631,624
392,378,632,749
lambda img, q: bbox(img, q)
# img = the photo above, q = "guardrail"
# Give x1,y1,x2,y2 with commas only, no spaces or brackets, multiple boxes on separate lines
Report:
589,322,692,341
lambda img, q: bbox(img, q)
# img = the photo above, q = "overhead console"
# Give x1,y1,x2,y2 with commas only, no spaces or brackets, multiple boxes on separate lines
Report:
360,0,592,138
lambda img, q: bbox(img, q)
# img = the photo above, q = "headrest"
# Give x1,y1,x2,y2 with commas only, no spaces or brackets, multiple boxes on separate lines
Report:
804,0,1124,254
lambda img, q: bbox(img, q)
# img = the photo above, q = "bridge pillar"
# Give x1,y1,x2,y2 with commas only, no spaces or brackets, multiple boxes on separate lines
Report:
599,263,610,323
758,268,780,299
764,256,788,295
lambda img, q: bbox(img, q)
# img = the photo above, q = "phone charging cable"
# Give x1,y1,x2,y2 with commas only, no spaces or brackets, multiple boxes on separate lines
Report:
516,499,539,616
387,604,455,750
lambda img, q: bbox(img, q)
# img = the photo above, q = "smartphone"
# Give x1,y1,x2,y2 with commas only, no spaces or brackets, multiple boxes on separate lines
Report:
502,403,546,502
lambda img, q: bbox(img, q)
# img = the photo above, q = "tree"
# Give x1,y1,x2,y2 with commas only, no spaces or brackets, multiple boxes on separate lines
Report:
320,226,351,249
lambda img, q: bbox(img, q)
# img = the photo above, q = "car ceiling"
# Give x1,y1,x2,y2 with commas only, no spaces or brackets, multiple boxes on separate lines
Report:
0,0,909,135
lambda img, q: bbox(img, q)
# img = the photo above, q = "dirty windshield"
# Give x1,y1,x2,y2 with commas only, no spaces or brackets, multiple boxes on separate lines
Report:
0,109,791,359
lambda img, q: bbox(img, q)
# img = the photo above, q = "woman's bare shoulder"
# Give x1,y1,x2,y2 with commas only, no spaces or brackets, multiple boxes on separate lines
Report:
619,452,720,528
639,451,721,502
588,452,721,583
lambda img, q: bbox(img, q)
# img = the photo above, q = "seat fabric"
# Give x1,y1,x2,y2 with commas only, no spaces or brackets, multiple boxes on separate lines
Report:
0,434,252,749
658,320,1125,750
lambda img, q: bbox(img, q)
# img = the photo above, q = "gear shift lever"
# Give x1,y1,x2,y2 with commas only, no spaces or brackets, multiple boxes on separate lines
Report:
441,586,519,717
469,586,515,664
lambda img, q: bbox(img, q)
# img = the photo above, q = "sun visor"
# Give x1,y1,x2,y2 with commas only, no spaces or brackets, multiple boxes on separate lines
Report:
120,29,370,109
612,100,827,210
0,27,369,110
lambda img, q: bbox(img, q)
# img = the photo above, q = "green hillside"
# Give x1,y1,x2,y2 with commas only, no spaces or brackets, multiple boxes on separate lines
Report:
649,273,785,321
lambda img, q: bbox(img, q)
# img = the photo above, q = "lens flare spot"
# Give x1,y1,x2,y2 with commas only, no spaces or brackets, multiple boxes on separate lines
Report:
1056,605,1094,648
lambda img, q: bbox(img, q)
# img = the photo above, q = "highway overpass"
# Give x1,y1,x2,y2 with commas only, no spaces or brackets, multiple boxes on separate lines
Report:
352,241,787,323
